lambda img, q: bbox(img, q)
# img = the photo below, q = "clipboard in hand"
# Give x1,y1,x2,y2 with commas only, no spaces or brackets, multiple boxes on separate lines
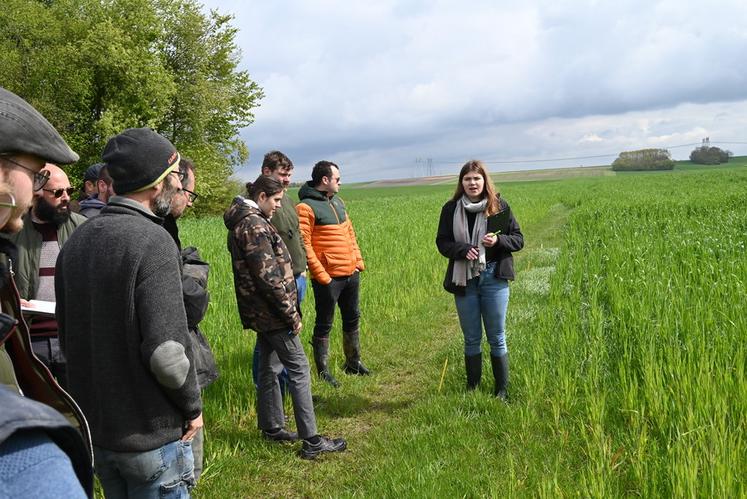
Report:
487,207,511,237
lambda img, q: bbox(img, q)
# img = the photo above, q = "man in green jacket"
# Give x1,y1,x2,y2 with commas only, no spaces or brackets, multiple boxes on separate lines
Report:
1,164,85,383
251,151,308,394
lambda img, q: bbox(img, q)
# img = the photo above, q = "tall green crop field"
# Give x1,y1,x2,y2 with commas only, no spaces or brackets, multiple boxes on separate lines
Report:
179,166,746,497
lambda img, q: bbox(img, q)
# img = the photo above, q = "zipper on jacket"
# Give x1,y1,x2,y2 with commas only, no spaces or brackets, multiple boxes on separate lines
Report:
329,199,341,224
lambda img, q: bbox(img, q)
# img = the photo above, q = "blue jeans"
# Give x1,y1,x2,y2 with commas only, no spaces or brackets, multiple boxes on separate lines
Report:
454,262,510,357
252,274,307,390
94,440,195,499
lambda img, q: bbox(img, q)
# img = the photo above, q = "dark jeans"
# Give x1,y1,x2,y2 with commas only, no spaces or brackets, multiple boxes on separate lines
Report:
256,330,317,439
312,272,360,338
30,336,67,389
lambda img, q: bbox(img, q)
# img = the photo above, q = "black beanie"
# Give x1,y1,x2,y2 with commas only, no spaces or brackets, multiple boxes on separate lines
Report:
102,128,179,195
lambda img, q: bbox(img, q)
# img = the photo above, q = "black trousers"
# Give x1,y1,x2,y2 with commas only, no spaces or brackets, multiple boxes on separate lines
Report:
311,272,360,338
30,336,67,389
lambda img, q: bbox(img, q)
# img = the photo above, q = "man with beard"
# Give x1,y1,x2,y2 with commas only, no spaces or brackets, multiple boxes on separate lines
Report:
1,163,86,383
163,157,218,482
56,127,203,497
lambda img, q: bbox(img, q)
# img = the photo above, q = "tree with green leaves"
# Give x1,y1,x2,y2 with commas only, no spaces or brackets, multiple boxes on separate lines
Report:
0,0,263,214
612,148,675,171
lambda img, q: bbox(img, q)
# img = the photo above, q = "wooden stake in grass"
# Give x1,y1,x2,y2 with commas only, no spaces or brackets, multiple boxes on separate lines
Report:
438,357,449,392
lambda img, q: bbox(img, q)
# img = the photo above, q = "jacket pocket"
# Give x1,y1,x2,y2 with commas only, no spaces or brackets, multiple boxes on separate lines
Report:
321,252,352,275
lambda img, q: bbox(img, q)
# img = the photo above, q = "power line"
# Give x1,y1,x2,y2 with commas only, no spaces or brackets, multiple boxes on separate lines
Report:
420,140,747,167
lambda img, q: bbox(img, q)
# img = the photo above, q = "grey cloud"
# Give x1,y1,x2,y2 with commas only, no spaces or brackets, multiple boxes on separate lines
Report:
204,0,747,181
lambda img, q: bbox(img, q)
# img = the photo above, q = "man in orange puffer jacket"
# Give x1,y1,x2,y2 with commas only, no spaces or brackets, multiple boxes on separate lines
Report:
296,161,370,387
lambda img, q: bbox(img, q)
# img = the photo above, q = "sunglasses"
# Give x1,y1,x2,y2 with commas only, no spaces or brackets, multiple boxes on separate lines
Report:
42,187,76,198
0,156,50,191
182,188,198,203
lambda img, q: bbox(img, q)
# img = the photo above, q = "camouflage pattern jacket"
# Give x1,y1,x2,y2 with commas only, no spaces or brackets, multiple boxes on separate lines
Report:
224,197,301,333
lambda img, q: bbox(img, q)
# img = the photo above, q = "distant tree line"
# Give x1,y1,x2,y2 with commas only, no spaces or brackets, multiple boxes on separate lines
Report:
0,0,263,214
612,149,675,171
689,146,732,165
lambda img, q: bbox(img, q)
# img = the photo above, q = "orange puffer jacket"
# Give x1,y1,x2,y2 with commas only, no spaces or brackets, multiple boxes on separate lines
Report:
296,182,365,284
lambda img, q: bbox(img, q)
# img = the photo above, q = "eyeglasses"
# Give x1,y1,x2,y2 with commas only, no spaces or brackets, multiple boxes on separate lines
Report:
171,170,186,182
0,192,16,209
0,156,50,191
42,187,75,198
182,188,198,203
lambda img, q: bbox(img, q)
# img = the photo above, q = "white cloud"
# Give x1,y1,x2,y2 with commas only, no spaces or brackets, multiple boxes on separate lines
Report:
201,0,747,181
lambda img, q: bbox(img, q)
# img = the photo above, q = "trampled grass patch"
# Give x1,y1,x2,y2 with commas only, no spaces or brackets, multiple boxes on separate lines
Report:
180,166,746,497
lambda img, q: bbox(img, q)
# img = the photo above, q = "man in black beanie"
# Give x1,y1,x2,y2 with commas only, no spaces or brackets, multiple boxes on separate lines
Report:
56,127,203,497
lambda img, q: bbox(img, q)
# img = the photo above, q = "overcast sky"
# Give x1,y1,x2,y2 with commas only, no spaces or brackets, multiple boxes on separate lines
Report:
200,0,747,182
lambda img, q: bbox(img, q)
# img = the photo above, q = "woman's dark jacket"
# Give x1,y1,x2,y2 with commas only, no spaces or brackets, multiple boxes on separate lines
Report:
436,197,524,295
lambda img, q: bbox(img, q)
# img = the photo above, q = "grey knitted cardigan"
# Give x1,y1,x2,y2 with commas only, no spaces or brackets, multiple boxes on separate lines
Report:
56,196,202,452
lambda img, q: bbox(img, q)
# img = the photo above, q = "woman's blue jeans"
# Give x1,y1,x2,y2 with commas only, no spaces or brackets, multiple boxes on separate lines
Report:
454,262,510,357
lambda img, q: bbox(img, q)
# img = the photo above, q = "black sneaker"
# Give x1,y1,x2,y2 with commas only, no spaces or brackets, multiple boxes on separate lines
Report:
262,428,299,442
343,361,371,376
299,435,347,459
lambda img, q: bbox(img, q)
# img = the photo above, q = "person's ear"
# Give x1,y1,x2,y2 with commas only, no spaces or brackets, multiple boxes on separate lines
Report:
257,191,267,203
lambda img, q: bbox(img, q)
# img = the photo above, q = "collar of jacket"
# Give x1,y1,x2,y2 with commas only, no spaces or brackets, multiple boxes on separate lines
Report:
105,195,163,224
298,181,334,202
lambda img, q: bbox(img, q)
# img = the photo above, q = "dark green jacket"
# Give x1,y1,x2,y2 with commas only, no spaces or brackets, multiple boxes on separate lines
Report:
271,190,307,276
1,210,86,299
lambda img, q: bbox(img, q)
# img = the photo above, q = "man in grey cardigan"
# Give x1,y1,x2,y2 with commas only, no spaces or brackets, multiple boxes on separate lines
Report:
56,128,203,497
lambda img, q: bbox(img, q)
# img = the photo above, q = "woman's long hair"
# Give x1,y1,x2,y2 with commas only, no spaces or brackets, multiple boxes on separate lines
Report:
451,159,500,216
245,175,284,201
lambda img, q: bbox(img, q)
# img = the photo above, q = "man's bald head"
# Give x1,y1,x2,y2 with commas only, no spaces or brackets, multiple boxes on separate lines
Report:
33,163,73,225
37,164,70,192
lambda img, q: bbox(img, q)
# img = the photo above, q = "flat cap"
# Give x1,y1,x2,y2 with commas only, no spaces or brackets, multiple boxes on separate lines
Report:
0,86,78,164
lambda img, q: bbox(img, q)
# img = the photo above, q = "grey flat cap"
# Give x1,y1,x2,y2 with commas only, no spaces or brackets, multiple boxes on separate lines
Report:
0,86,79,164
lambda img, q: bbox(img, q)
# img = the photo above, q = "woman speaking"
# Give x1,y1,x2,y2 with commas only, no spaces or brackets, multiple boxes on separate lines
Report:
436,160,524,400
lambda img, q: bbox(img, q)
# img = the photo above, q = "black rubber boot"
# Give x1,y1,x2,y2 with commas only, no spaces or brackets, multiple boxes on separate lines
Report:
342,330,371,375
465,354,482,390
312,337,340,388
490,354,509,401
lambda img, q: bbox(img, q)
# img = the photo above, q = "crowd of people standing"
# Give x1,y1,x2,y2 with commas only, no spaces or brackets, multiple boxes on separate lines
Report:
0,84,523,498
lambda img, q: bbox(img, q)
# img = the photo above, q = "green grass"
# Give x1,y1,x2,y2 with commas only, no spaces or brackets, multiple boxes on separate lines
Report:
179,164,747,497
